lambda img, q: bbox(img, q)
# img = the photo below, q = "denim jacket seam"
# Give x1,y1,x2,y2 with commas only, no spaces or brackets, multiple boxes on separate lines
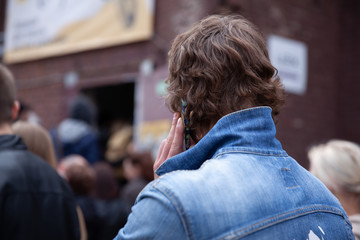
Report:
217,106,271,122
215,205,347,240
344,217,354,239
152,182,194,240
280,168,300,188
214,150,288,159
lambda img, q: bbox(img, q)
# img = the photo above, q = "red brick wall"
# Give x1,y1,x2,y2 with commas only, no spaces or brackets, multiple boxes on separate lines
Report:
224,0,346,167
338,0,360,142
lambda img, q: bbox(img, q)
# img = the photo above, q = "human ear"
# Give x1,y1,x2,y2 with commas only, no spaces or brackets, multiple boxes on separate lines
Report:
11,100,20,121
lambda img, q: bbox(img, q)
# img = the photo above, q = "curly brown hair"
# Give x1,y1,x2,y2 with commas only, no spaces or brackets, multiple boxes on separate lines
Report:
166,15,285,142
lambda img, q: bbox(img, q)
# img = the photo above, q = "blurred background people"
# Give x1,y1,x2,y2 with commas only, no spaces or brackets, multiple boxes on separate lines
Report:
12,121,87,240
93,161,120,201
12,120,57,169
58,154,90,180
105,123,133,187
16,100,42,125
59,154,130,240
51,94,100,164
309,139,360,239
121,144,154,206
0,63,81,239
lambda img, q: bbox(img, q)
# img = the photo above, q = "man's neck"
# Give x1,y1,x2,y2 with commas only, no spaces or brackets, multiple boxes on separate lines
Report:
0,123,13,135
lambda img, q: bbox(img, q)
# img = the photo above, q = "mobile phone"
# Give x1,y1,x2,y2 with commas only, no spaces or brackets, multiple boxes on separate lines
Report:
181,100,191,150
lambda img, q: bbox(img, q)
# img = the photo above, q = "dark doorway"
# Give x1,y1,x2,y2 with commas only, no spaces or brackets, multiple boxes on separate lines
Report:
82,82,135,159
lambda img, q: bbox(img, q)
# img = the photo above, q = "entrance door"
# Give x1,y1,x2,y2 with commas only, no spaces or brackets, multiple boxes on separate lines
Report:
82,82,135,160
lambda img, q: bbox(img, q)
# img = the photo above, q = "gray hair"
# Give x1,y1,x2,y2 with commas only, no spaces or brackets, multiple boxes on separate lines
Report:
309,139,360,193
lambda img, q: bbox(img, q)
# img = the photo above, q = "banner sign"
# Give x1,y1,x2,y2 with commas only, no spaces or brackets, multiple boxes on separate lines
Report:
268,35,308,95
4,0,155,63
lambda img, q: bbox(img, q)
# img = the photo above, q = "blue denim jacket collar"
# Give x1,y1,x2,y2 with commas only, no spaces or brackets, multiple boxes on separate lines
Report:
155,106,287,176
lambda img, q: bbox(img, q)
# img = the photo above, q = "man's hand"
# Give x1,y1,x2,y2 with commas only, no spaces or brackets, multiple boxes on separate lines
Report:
153,113,184,179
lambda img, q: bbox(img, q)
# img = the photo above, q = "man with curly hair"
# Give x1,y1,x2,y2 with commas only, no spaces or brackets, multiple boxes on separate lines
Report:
114,15,353,239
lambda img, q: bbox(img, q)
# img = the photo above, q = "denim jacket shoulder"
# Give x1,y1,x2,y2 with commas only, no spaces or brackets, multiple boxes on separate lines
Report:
115,107,354,240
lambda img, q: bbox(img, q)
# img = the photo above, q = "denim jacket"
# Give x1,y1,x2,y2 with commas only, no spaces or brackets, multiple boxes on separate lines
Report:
114,107,354,240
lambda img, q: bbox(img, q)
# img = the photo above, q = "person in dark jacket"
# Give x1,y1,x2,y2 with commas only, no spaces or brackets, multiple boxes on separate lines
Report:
51,94,100,164
0,64,81,240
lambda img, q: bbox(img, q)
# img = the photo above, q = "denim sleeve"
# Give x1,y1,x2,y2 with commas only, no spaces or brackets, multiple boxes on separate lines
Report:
113,182,188,240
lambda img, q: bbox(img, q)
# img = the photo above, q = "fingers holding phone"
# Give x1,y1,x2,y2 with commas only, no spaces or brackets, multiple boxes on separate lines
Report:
153,113,184,179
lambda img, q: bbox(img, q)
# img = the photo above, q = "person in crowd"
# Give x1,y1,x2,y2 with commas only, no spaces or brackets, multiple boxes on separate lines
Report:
114,15,354,239
309,139,360,239
93,161,120,200
59,155,98,240
51,94,100,164
121,144,154,206
12,121,88,240
57,154,90,180
60,155,130,240
105,123,133,164
105,123,133,187
16,100,41,124
0,64,81,239
12,120,57,169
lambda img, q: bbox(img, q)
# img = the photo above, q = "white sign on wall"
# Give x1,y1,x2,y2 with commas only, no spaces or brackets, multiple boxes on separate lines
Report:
267,35,308,95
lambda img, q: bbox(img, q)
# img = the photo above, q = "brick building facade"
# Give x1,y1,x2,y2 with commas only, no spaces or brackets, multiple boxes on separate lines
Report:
1,0,359,167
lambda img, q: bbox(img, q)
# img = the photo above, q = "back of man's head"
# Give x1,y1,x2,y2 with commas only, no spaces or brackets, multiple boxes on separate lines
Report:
69,95,96,125
0,64,16,124
166,15,285,141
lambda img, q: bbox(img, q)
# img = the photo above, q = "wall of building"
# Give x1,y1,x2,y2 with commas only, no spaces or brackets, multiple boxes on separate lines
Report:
230,0,343,168
2,0,359,168
338,0,360,142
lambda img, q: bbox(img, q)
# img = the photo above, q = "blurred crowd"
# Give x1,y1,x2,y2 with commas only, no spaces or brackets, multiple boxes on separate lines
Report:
13,95,154,240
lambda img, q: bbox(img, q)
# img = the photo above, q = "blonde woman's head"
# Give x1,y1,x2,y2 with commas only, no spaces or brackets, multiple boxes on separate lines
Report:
309,139,360,194
12,121,57,169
